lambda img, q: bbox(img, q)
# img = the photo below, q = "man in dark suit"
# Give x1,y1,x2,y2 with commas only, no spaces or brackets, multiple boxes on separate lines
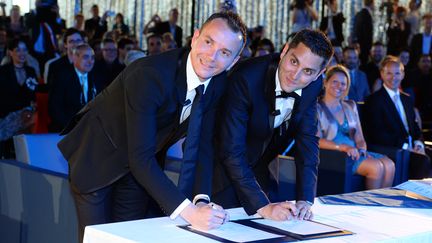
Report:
343,47,370,101
212,29,333,221
57,12,247,242
363,55,431,179
360,41,386,90
48,44,102,132
409,13,432,68
154,8,183,48
93,38,125,89
84,4,108,41
46,28,85,88
352,0,374,66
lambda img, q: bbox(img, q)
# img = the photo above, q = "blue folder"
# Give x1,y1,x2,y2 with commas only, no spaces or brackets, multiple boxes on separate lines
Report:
319,188,432,208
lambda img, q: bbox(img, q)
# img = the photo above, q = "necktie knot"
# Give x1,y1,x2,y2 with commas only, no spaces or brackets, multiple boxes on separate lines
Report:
276,91,299,99
196,84,204,96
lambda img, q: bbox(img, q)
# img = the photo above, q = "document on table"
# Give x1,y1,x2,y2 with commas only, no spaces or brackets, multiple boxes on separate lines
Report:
251,219,341,235
187,221,284,242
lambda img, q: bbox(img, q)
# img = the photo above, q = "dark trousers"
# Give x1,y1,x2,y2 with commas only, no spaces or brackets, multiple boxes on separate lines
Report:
71,173,163,243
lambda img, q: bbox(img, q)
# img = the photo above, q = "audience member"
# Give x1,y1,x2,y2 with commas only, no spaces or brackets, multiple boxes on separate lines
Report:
353,0,374,66
93,38,125,89
117,37,135,65
319,0,345,46
290,0,318,34
145,33,162,56
73,13,85,31
154,8,182,48
409,13,432,68
143,14,161,35
46,28,85,87
124,49,146,66
24,0,63,72
387,6,411,55
360,41,386,90
84,4,108,41
112,13,129,36
363,55,431,179
48,44,102,132
5,5,25,39
343,47,370,101
254,38,275,57
406,0,422,45
317,65,395,189
161,32,177,52
0,27,6,61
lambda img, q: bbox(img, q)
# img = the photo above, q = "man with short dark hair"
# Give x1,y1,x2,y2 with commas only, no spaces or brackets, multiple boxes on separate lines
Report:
213,29,333,221
145,33,162,56
57,12,247,242
93,38,125,89
343,46,370,101
360,41,386,90
46,28,85,87
409,13,432,68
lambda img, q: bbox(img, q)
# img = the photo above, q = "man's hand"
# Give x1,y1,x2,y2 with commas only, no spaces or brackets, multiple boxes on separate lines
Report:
257,202,297,221
180,203,228,230
295,201,313,220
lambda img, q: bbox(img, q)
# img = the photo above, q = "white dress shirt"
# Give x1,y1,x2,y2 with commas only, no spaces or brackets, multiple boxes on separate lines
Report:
171,54,212,220
274,68,302,128
74,68,89,103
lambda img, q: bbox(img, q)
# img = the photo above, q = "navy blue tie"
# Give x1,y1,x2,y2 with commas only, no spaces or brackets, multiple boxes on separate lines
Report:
178,84,205,198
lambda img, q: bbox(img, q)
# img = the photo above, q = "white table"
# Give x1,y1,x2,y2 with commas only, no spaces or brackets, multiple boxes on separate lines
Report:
83,200,432,243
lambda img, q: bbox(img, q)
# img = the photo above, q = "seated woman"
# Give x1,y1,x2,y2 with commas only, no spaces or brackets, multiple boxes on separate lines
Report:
317,65,395,189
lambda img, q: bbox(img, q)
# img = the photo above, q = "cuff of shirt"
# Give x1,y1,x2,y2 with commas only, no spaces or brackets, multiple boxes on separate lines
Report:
414,140,424,149
192,194,210,205
170,199,191,220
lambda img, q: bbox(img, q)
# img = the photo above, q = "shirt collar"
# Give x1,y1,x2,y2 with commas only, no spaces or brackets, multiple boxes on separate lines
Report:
74,67,88,79
383,83,399,97
275,67,302,97
186,53,211,93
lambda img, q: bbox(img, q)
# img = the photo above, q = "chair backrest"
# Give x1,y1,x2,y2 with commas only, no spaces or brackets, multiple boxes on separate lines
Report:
13,134,68,175
317,149,365,196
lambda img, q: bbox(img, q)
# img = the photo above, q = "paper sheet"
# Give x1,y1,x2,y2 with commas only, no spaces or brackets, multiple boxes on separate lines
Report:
251,219,340,235
189,221,284,242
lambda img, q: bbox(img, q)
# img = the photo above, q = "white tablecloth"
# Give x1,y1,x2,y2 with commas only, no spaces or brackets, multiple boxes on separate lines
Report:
84,200,432,243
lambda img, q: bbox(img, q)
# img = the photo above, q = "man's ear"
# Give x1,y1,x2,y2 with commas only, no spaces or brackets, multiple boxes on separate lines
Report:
190,29,200,48
226,55,241,71
279,43,290,60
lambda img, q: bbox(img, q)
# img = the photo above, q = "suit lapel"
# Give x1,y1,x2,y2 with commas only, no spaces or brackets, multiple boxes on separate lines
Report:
264,61,278,131
381,88,408,135
174,51,189,119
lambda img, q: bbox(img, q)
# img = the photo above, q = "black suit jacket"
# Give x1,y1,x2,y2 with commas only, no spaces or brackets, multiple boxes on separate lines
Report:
213,54,321,215
154,21,183,48
409,33,432,68
0,64,37,118
48,66,102,132
353,8,373,64
363,87,421,148
47,55,73,87
93,58,125,89
319,13,345,46
57,48,228,215
84,17,108,40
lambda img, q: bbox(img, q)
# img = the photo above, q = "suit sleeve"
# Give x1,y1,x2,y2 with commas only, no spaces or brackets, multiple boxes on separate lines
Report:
124,66,187,215
219,73,270,215
294,94,320,203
